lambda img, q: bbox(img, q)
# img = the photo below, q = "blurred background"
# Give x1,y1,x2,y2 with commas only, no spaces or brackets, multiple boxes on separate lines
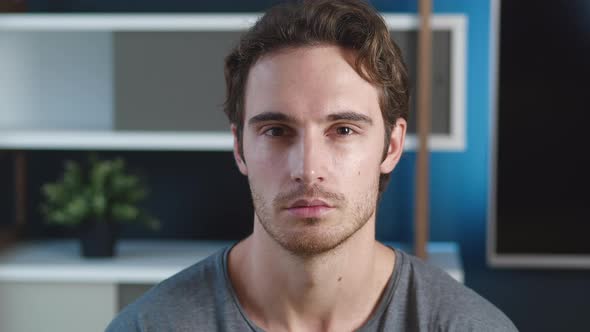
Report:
1,0,589,331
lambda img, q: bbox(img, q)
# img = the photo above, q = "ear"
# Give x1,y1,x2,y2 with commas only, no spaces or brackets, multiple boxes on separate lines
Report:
380,118,407,174
231,124,248,176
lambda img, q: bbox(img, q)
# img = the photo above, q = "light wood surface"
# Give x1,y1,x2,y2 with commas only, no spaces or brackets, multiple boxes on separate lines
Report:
415,0,433,260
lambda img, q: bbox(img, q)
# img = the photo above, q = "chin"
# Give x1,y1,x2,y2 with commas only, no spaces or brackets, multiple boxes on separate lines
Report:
262,216,364,257
281,236,348,257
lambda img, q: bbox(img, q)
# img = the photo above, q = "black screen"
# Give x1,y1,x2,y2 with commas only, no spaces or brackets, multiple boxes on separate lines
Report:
496,0,590,254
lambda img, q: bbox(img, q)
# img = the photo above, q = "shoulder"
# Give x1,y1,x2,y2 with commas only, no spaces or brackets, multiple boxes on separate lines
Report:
393,250,518,331
105,248,230,332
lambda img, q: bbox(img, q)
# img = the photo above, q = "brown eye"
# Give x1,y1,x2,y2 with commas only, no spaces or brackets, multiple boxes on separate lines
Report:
336,126,353,136
264,127,285,137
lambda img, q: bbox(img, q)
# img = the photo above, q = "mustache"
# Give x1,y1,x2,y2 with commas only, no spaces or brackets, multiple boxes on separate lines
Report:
273,185,345,208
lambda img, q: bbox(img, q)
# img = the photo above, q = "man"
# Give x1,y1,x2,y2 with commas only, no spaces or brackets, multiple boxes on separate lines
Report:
107,0,517,331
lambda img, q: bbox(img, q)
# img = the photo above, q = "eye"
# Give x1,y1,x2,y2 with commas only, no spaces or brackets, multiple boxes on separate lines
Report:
335,126,355,136
263,126,286,137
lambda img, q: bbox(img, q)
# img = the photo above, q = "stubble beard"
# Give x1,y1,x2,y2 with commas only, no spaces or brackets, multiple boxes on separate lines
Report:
250,179,379,258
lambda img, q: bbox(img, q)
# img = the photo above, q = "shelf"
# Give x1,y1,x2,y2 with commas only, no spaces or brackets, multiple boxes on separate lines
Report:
0,13,462,31
0,130,233,151
0,239,234,283
0,239,463,284
0,14,259,31
0,130,463,151
0,14,466,152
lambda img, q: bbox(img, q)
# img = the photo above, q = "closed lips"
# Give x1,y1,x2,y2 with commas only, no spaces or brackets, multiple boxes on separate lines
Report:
289,199,332,208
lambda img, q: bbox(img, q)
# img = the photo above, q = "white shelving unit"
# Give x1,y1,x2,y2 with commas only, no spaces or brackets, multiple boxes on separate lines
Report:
0,13,467,332
0,13,467,151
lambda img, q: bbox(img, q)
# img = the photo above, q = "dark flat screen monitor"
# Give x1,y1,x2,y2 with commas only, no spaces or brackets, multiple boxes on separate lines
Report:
488,0,590,268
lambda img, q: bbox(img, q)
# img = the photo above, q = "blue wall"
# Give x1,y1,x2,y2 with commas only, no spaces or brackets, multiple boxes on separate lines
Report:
376,2,590,332
376,1,495,270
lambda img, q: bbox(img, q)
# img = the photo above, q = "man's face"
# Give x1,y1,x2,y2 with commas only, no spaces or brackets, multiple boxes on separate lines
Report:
233,45,405,256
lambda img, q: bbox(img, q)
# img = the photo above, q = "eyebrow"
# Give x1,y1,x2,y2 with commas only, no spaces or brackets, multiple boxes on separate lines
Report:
248,112,296,126
327,111,373,125
247,111,373,126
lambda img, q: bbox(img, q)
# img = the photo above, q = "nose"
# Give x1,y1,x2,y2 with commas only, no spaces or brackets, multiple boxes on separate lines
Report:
289,131,326,185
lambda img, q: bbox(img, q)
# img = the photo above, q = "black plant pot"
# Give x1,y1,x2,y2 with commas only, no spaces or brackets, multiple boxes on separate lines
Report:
79,219,118,258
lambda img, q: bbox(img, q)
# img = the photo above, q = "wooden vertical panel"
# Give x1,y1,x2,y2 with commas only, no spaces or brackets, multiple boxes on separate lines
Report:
0,151,14,248
0,227,18,249
14,151,27,227
0,0,27,12
415,0,432,260
0,151,23,249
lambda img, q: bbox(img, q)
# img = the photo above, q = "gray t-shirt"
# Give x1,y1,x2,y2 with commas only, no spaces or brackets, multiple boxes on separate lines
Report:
106,246,517,331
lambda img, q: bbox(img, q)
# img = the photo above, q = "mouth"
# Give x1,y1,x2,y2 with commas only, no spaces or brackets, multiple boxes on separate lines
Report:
286,199,334,218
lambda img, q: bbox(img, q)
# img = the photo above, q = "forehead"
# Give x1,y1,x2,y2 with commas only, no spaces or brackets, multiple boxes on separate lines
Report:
244,45,382,123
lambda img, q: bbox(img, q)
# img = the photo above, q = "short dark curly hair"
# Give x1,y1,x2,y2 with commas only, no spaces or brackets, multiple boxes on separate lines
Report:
223,0,409,196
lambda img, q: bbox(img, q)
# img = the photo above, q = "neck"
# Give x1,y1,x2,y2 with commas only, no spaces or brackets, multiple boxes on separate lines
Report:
228,214,395,332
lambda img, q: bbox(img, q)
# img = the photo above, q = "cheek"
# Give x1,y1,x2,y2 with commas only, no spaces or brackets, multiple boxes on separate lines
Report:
331,143,382,186
244,142,289,186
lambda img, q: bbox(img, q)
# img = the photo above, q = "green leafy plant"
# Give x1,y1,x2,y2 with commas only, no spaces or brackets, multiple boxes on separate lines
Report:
40,154,160,230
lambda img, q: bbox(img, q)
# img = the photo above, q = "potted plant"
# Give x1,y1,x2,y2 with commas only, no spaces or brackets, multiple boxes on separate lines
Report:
40,154,160,258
